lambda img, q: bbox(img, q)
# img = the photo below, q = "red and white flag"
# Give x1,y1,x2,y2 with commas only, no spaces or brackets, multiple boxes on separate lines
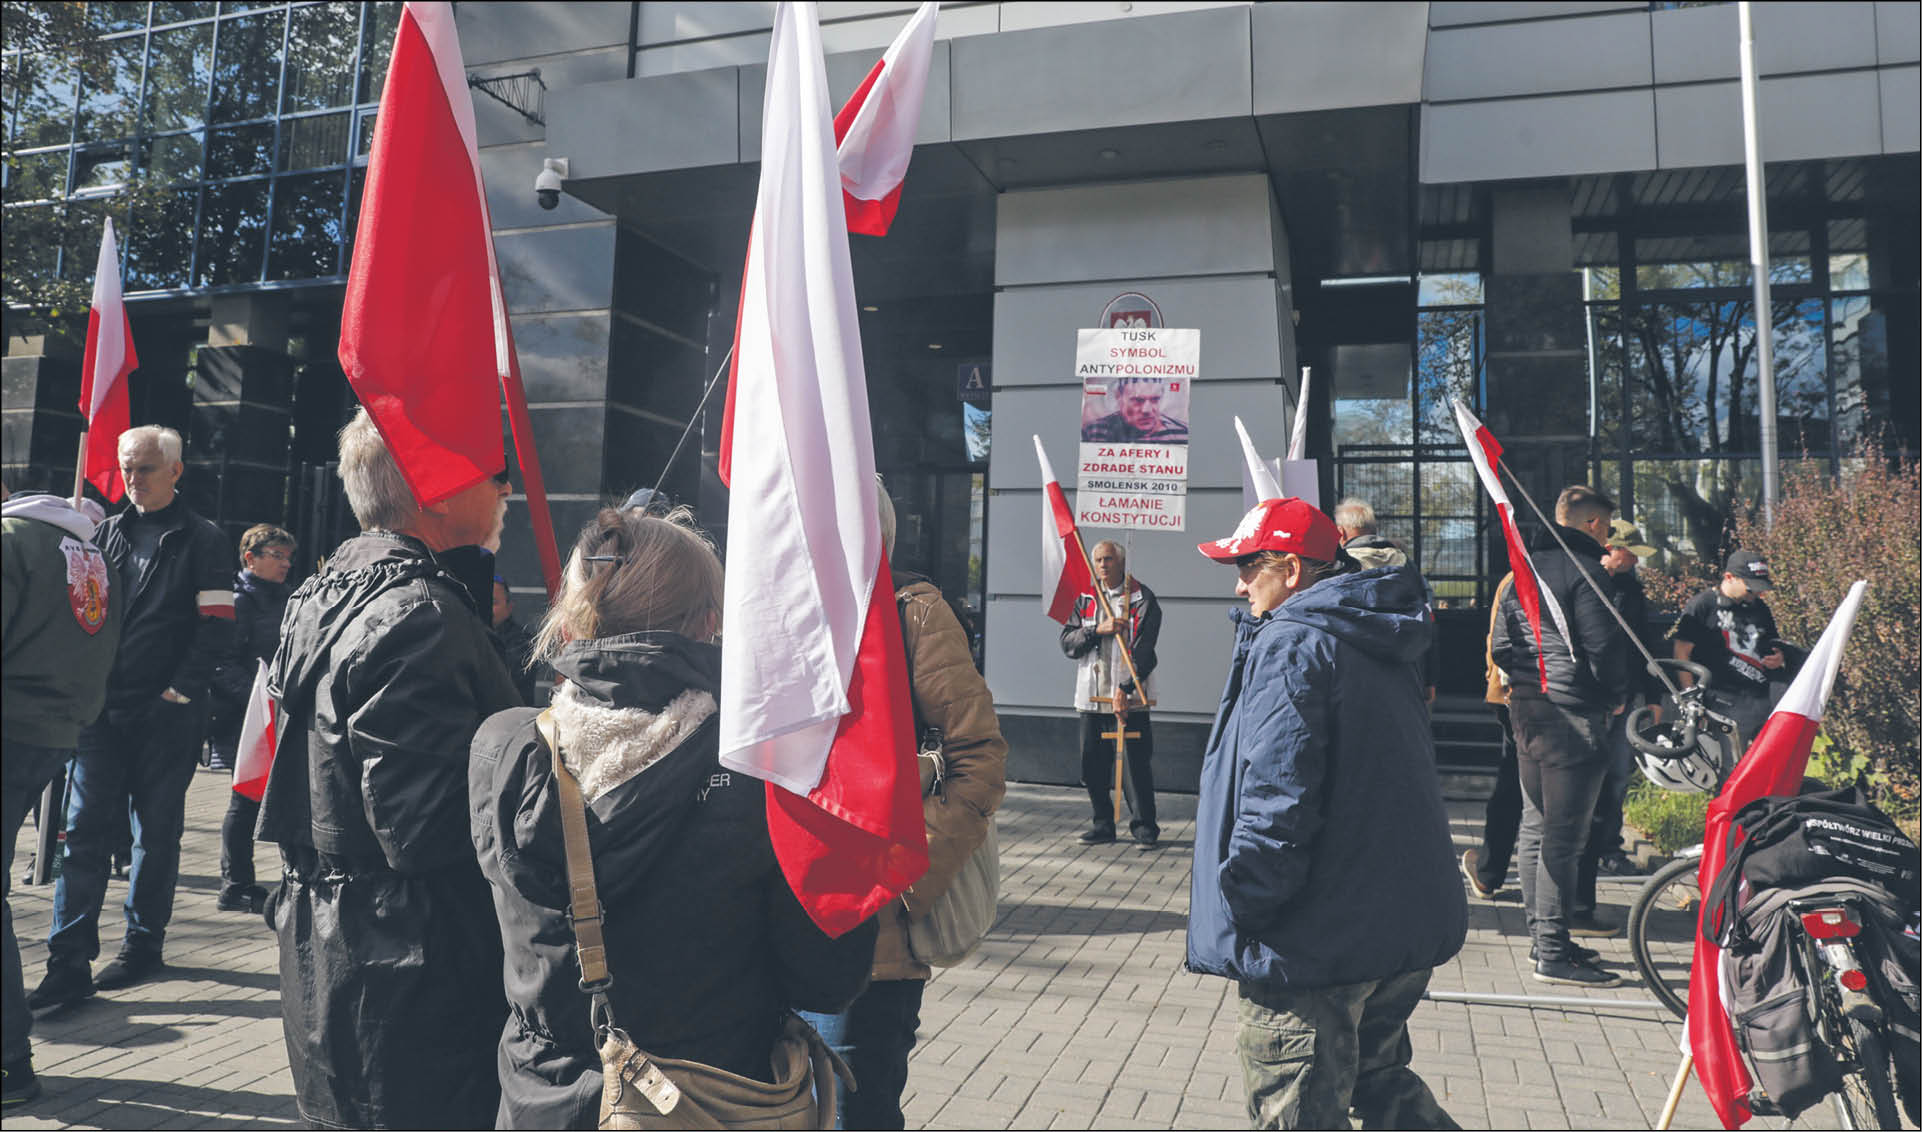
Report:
1688,579,1868,1129
1286,367,1312,462
232,660,278,803
1453,398,1574,692
718,2,927,938
1034,436,1094,624
78,218,138,502
339,0,506,507
1234,416,1283,513
831,0,937,236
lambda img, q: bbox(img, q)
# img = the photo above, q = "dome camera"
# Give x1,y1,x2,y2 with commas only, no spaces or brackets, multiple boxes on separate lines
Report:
534,157,569,211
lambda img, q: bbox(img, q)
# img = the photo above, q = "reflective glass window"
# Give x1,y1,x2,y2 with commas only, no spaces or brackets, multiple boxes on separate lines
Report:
1634,232,1813,290
76,34,146,142
278,112,349,172
1330,342,1412,450
219,1,274,12
151,3,215,24
1589,304,1626,450
207,122,274,176
1417,273,1482,307
1625,297,1827,455
89,4,151,34
355,109,376,157
1335,462,1415,536
60,196,126,281
72,142,134,191
142,130,204,182
1829,254,1870,292
143,22,212,132
1417,460,1480,590
196,176,269,284
125,185,201,290
283,3,359,112
359,4,401,104
15,56,77,148
2,206,62,284
5,150,69,202
1831,294,1885,449
210,10,283,122
268,170,346,279
1415,308,1481,446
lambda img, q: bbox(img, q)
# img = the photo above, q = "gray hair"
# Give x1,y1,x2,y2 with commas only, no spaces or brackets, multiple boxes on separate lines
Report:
118,425,183,464
1090,539,1124,566
876,477,897,560
337,407,418,531
1333,497,1376,534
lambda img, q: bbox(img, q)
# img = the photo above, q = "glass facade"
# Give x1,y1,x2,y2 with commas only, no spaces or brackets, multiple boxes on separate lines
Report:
1329,157,1919,607
2,1,398,294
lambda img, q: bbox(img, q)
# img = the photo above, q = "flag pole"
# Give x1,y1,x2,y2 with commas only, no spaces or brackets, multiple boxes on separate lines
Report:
1493,457,1684,700
71,432,89,507
648,345,735,504
1738,1,1780,528
497,323,562,600
1656,1050,1693,1129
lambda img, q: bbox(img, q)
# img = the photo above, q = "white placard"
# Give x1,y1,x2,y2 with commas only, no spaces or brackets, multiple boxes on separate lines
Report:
1073,328,1198,531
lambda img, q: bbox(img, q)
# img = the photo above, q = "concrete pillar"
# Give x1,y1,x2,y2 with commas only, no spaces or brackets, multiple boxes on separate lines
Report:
983,172,1296,788
1484,184,1591,515
186,293,294,541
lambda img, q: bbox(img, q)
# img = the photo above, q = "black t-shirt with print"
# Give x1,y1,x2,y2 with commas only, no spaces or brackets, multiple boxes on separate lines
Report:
1671,588,1780,698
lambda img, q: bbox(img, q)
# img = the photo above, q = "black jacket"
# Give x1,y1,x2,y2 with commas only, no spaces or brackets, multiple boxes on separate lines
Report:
1491,526,1628,711
257,531,522,1130
1608,568,1664,702
210,569,289,732
471,634,876,1130
95,499,233,707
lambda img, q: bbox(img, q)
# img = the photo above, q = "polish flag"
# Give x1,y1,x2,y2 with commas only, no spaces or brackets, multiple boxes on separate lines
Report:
1034,436,1094,624
717,2,927,937
338,1,506,507
1689,580,1868,1129
1234,416,1283,513
831,1,937,236
232,660,278,803
78,218,138,502
1286,366,1311,461
1453,398,1575,692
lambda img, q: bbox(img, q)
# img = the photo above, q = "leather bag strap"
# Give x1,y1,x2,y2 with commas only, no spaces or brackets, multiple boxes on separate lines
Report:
536,709,614,998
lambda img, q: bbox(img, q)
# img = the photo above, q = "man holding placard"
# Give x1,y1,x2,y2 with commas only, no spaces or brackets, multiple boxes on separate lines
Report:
1058,540,1162,849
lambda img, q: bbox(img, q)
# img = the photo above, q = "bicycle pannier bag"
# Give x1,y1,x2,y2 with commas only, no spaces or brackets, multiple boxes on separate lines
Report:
1719,884,1844,1118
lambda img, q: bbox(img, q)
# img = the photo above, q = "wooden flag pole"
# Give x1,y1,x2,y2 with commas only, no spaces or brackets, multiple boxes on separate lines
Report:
71,432,89,507
497,326,563,600
1656,1050,1693,1130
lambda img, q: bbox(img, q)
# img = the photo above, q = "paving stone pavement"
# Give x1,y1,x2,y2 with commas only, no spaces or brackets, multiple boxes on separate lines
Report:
9,769,1828,1129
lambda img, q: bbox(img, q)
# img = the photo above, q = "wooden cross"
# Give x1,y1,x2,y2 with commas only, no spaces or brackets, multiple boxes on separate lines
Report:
1101,688,1153,828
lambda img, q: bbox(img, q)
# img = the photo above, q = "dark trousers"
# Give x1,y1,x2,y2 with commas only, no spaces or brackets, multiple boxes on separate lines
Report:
1078,710,1157,839
1472,705,1521,892
49,701,206,967
5,740,70,1065
221,792,260,891
1236,968,1459,1130
800,978,926,1130
1576,709,1635,910
1510,696,1609,964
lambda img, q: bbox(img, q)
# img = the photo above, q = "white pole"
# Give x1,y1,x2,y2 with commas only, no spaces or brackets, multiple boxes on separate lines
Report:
1738,1,1780,528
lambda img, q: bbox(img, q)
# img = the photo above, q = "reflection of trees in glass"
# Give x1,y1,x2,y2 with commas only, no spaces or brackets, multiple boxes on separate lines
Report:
284,4,360,113
1599,259,1829,556
268,171,345,280
963,402,990,463
1415,307,1479,445
142,22,213,132
76,34,142,140
196,176,269,285
210,10,283,122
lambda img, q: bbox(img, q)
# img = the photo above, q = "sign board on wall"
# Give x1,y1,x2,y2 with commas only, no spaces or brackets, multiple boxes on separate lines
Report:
1073,327,1199,531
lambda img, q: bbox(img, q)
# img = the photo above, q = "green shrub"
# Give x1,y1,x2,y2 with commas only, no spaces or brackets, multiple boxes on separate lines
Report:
1623,780,1711,854
1730,443,1921,826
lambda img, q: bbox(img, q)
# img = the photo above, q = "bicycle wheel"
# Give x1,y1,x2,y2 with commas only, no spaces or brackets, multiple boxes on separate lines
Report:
1833,1017,1901,1130
1628,855,1701,1020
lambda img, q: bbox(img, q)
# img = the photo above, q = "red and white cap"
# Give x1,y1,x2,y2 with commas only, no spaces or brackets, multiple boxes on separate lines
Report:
1197,498,1342,563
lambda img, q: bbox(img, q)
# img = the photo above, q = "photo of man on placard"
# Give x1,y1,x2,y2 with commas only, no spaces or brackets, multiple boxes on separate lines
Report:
1080,377,1191,444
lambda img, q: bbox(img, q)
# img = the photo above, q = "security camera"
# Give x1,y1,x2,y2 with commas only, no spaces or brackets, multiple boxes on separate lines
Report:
534,157,569,210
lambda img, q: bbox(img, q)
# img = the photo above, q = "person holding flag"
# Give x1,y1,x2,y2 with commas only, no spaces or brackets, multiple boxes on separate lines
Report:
1488,484,1630,985
205,523,296,915
30,426,232,1009
1058,540,1163,849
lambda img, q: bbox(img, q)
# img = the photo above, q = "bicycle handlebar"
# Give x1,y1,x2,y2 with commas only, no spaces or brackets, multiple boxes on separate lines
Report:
1627,659,1716,759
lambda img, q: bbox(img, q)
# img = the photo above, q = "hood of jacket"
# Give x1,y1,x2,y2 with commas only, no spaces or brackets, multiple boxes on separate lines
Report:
269,531,463,703
1263,564,1431,666
479,632,722,907
2,492,97,541
1342,534,1408,571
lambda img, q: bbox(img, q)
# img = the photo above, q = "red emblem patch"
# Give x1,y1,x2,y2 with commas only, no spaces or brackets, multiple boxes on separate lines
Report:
59,536,111,636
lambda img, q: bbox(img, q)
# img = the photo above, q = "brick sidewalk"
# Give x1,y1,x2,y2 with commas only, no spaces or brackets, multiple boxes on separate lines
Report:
11,769,1755,1129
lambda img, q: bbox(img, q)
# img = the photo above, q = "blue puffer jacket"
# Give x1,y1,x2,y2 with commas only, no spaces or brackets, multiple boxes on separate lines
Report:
1187,565,1466,989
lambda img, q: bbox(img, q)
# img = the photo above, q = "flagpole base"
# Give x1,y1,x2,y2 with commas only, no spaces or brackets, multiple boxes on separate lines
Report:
1656,1050,1693,1129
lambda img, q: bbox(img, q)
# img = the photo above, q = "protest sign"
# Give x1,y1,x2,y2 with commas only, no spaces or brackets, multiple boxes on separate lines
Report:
1074,327,1198,531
